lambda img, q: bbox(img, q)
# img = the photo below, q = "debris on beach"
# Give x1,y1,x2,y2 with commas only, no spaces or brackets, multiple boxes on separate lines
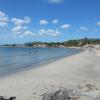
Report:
42,84,100,100
79,83,98,92
0,96,16,100
42,89,71,100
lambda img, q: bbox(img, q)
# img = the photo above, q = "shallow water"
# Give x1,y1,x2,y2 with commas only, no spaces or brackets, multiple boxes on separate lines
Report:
0,47,82,75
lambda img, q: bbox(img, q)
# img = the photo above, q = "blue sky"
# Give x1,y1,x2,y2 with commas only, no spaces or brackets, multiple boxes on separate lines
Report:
0,0,100,44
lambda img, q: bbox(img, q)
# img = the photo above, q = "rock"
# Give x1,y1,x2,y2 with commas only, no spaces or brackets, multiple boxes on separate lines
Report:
42,89,71,100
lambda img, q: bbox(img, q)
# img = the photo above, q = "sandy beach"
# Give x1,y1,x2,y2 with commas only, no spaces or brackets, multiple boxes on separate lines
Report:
0,49,100,100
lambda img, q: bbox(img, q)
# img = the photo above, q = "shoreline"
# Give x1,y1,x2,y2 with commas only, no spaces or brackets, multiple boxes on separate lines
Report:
0,49,100,100
0,48,83,79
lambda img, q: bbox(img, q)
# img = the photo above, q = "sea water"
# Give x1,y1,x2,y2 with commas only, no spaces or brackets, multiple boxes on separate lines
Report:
0,47,82,76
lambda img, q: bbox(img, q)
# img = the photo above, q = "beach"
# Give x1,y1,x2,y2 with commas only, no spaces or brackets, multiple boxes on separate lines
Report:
0,49,100,100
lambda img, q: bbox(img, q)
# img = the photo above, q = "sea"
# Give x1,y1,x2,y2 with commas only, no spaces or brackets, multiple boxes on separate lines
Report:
0,47,82,76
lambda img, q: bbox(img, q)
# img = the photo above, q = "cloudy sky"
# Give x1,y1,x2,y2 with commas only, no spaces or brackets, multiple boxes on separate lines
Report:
0,0,100,44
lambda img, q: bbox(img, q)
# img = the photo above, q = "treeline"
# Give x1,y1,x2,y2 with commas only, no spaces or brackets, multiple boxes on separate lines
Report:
64,38,100,47
25,38,100,47
24,42,64,47
1,38,100,47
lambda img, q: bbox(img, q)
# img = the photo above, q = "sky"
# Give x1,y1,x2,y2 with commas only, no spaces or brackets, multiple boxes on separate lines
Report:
0,0,100,44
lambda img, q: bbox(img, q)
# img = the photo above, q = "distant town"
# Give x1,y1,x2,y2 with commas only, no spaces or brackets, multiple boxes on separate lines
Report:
1,38,100,48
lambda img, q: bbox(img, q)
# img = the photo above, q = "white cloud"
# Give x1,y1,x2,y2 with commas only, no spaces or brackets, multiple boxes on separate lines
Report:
52,19,58,24
79,26,88,31
39,29,61,37
40,19,48,25
0,11,8,27
60,24,71,29
97,22,100,26
12,26,36,37
76,26,88,32
24,31,36,37
12,26,27,35
12,26,35,37
39,29,46,34
48,0,63,4
47,29,61,36
11,16,32,38
11,16,31,26
19,35,24,38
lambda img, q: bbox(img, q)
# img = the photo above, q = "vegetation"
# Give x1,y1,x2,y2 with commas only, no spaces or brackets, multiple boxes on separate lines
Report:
24,38,100,47
1,38,100,47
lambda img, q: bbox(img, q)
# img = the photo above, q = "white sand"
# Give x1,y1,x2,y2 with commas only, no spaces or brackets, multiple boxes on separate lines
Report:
0,50,100,100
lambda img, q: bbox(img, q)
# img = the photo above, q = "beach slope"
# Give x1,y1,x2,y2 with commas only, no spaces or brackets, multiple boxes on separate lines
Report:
0,50,100,100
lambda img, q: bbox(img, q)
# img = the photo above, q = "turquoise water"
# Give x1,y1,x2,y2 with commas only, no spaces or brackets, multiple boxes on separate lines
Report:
0,47,82,76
